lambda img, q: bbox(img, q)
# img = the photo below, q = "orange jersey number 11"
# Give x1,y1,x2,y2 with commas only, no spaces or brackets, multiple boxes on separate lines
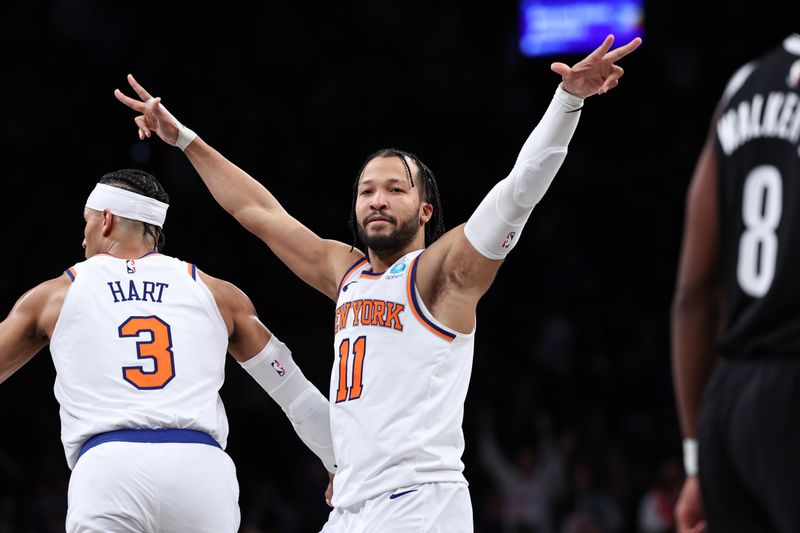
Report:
119,315,176,390
336,336,366,402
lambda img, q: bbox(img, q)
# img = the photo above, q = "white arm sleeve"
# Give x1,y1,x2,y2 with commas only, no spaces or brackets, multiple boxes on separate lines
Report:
464,85,584,259
240,336,336,473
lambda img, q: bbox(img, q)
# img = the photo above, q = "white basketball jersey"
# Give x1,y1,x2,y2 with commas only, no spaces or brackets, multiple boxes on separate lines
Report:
331,249,474,507
50,253,230,469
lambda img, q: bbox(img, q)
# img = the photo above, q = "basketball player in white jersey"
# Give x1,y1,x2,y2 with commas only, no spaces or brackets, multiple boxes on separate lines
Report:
0,169,335,532
115,35,641,532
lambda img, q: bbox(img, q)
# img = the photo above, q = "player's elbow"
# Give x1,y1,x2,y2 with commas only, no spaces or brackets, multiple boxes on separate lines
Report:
671,281,718,323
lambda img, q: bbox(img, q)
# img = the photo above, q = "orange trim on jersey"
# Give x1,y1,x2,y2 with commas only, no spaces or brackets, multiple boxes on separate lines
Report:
405,256,456,342
187,262,197,280
337,257,369,296
359,270,384,279
64,267,77,282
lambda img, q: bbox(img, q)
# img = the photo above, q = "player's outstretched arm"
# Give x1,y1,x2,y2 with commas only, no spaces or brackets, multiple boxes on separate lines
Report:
416,35,642,332
115,76,359,301
201,272,336,473
0,278,67,384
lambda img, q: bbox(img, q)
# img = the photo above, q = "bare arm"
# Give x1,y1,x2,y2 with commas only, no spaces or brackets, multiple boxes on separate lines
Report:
198,271,272,361
115,77,360,300
671,131,722,441
0,278,68,384
200,271,336,472
672,121,721,533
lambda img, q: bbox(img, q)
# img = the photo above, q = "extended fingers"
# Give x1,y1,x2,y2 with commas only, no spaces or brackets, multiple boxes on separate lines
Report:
127,74,154,102
603,36,642,63
114,88,146,112
588,34,616,60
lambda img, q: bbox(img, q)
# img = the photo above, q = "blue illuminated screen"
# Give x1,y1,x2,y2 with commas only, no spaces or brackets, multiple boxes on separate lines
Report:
519,0,644,57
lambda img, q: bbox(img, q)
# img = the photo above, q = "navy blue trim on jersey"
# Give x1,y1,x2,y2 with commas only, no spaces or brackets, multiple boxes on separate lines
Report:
408,255,457,341
79,428,221,459
64,268,76,282
337,257,369,296
190,263,197,280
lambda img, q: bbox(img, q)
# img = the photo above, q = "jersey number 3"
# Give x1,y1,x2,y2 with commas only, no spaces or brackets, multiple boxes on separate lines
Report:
119,316,176,390
336,336,366,402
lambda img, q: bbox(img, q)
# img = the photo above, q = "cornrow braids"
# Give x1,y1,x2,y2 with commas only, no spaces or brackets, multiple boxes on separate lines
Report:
98,169,170,252
349,148,445,251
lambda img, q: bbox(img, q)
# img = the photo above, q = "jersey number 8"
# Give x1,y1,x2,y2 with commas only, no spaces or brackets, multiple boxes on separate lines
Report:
737,165,782,298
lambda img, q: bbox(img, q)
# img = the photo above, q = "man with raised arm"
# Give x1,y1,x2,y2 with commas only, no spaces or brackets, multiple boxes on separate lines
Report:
0,169,334,532
116,34,641,532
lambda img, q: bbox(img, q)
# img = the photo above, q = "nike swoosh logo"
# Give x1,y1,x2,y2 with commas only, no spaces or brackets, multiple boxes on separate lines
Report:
388,489,418,500
342,280,358,292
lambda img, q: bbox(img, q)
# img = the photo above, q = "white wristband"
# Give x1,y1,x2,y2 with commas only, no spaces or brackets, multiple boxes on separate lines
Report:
683,438,698,476
176,125,197,151
145,97,197,151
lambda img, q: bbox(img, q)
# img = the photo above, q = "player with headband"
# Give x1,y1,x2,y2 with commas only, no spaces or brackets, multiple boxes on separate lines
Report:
0,169,334,532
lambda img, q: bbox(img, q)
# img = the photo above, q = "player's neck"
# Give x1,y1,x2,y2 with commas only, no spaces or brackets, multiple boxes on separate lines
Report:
368,244,422,272
99,240,157,260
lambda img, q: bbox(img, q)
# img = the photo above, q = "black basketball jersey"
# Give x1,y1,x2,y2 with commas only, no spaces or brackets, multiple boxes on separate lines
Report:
716,34,800,359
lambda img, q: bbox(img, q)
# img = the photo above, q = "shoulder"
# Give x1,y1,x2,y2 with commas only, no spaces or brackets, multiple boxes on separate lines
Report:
327,243,368,299
196,270,253,314
10,275,72,339
22,276,72,308
719,60,759,107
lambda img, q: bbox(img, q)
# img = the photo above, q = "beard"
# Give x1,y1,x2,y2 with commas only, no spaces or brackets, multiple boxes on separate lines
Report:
357,212,421,256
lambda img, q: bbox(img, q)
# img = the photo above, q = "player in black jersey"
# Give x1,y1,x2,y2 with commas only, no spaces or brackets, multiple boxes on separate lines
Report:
673,34,800,533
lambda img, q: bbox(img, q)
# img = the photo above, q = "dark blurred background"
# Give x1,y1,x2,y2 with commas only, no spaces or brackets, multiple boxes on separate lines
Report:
0,1,795,532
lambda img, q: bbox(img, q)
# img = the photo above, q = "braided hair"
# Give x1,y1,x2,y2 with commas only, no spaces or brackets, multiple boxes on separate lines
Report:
98,169,170,252
348,148,445,250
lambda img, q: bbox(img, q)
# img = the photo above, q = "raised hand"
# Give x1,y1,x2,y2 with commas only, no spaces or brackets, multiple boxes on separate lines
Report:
551,34,642,98
114,74,183,146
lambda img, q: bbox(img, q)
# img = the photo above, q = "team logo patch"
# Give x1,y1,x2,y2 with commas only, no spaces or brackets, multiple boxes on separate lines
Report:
126,259,136,274
271,359,286,377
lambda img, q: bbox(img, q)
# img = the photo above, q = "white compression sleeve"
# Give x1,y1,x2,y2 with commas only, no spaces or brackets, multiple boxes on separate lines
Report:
240,336,336,473
464,85,584,259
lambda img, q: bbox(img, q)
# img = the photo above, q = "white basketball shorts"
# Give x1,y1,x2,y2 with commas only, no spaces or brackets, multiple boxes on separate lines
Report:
67,440,239,532
320,482,472,533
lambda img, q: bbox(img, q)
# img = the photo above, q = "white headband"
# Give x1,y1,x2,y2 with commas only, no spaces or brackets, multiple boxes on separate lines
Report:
85,184,169,228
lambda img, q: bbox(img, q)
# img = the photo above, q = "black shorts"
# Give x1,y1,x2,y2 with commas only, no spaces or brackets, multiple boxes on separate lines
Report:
698,357,800,533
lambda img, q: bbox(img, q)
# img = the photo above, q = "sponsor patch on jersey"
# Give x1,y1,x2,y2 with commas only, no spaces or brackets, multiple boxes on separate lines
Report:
389,262,407,274
386,261,408,279
271,359,286,377
126,259,136,274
